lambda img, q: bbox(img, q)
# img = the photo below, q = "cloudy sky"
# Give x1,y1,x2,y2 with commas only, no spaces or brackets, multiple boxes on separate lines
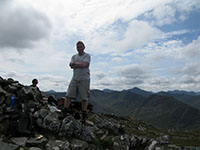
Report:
0,0,200,92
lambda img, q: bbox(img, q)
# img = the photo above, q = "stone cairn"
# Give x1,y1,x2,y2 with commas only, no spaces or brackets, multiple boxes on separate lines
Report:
0,76,175,150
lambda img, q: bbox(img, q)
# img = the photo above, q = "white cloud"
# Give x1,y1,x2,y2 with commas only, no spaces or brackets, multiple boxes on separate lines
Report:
175,0,200,12
0,0,200,92
164,29,190,38
175,63,200,76
92,70,106,80
86,20,163,55
111,57,123,62
95,35,200,91
93,62,108,68
38,74,69,92
151,4,176,26
182,36,200,59
144,0,200,26
117,64,147,79
0,0,51,49
26,0,168,34
118,20,162,50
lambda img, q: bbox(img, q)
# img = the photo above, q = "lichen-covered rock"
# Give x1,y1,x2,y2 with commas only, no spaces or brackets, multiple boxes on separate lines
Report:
34,109,49,127
71,139,88,150
21,86,42,101
94,115,121,134
147,140,157,150
157,135,170,144
0,141,19,150
0,95,6,106
130,135,138,147
112,134,130,150
42,112,60,133
79,126,96,142
46,140,70,150
11,137,28,147
0,86,7,95
27,147,42,150
26,137,48,147
59,115,95,142
139,137,149,145
155,147,162,150
59,115,76,137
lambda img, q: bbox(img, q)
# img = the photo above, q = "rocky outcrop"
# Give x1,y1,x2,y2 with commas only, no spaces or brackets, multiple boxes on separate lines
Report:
1,77,200,150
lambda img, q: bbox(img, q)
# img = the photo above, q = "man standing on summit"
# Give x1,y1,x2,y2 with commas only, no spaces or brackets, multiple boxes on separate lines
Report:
63,41,91,122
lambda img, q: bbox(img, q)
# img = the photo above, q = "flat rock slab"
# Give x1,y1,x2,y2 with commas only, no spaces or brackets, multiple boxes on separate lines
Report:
0,141,19,150
27,137,48,147
71,139,88,150
46,140,70,150
27,147,42,150
11,137,28,146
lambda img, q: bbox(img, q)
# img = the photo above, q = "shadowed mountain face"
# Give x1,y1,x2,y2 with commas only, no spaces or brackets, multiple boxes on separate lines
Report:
132,95,200,130
88,91,200,130
89,90,145,115
158,91,200,110
43,88,200,130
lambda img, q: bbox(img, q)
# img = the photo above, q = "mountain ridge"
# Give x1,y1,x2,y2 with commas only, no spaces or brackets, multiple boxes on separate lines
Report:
45,87,200,96
43,88,200,130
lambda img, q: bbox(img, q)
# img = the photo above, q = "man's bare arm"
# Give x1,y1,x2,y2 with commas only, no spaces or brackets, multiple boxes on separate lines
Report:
69,62,75,69
69,61,89,69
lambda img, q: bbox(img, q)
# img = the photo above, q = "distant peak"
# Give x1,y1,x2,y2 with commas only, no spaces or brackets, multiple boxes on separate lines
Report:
128,87,153,97
132,87,141,90
103,89,114,93
167,90,196,95
48,90,56,93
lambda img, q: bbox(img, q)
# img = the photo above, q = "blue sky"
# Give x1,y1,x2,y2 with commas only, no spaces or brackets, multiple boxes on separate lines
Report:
0,0,200,92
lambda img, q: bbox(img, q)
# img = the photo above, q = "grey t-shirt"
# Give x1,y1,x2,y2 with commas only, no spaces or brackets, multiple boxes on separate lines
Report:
71,52,91,81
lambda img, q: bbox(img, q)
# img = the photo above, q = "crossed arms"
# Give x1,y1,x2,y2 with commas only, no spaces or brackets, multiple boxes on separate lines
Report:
69,61,89,69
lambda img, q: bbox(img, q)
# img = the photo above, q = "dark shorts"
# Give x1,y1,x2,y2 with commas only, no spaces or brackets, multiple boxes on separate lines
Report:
66,79,90,100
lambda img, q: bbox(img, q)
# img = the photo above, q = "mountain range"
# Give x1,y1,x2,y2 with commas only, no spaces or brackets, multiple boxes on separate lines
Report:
43,87,200,130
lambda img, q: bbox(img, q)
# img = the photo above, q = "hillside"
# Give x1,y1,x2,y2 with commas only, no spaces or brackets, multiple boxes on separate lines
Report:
158,91,200,109
89,91,200,130
132,94,200,129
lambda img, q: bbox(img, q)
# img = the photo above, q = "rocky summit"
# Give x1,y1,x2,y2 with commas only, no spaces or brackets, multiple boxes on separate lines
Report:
0,77,200,150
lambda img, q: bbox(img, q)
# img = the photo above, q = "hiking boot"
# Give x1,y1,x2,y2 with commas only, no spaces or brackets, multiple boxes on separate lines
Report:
58,108,70,120
63,107,71,114
74,111,81,120
81,111,88,124
81,112,94,125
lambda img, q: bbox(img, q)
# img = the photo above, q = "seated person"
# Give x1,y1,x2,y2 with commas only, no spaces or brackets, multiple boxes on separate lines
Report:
31,79,40,90
30,78,43,100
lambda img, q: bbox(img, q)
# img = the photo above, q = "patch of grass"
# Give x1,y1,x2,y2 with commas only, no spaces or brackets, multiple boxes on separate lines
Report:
101,136,113,149
170,137,200,147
